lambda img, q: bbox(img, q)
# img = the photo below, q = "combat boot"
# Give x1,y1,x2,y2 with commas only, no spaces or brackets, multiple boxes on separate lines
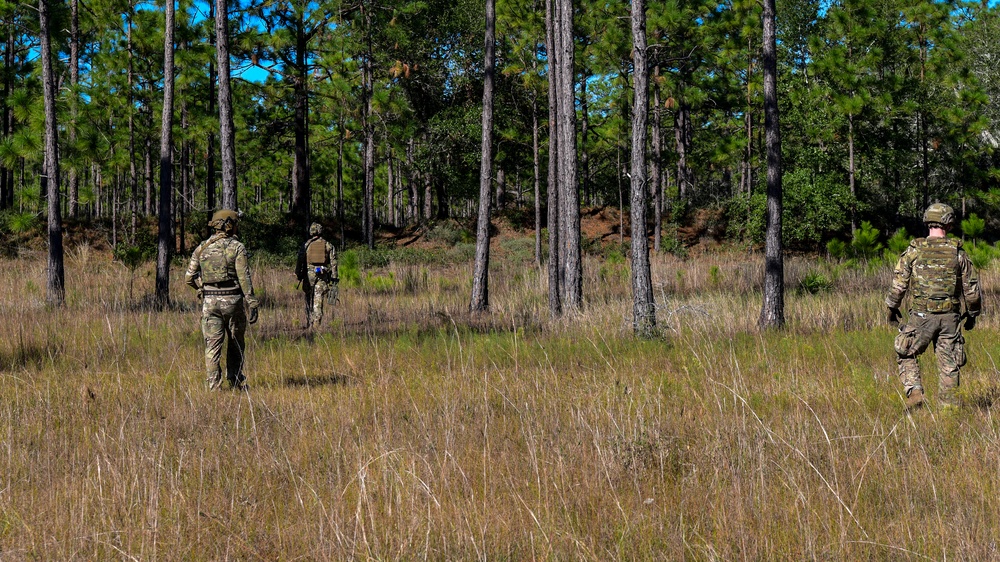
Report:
905,387,925,411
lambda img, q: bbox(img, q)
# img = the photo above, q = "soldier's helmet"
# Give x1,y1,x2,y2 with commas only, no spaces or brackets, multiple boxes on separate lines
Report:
210,209,239,233
922,203,955,227
309,222,323,236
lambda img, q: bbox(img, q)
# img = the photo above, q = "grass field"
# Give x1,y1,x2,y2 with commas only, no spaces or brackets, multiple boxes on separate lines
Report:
2,240,1000,560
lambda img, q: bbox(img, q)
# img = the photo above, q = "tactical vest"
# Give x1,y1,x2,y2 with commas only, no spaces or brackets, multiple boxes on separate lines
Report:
910,237,961,313
306,238,327,266
198,237,237,284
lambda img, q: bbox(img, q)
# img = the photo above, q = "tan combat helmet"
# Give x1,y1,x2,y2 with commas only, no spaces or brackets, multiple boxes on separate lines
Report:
210,209,239,233
922,203,955,228
309,222,323,236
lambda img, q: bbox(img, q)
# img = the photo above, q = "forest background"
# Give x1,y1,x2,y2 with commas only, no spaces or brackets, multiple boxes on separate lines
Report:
5,0,1000,268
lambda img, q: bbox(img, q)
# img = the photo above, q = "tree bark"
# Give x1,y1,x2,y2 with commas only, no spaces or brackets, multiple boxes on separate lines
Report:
337,130,344,245
533,89,541,267
216,0,238,210
579,69,589,206
1,26,13,210
291,14,310,225
68,0,80,218
40,0,65,306
556,0,581,310
545,0,561,316
630,0,655,336
207,0,217,211
180,104,189,255
155,0,176,308
651,65,662,252
759,0,785,329
362,3,375,247
470,0,496,313
848,113,855,233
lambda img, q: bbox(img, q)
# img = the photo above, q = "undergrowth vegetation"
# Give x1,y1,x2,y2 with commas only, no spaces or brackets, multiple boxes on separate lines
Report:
2,235,1000,559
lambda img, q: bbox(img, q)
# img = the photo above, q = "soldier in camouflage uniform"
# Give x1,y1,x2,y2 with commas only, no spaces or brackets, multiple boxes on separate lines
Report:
185,210,260,390
295,222,338,329
886,203,982,410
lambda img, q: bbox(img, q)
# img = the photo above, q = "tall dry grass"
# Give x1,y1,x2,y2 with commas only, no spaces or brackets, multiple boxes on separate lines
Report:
1,241,1000,559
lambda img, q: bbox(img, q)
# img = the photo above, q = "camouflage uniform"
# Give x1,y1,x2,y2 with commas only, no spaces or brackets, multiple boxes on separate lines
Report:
185,211,260,390
886,211,981,405
295,223,338,329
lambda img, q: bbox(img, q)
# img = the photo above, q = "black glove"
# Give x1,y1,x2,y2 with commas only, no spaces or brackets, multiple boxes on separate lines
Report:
248,306,259,325
887,307,902,326
964,314,976,331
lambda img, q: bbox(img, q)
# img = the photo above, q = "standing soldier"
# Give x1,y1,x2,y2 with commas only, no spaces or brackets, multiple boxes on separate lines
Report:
296,222,338,329
886,203,982,410
186,210,260,390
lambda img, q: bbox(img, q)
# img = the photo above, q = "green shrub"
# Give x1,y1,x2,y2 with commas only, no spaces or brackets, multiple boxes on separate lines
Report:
850,221,882,261
339,250,362,288
426,221,473,245
237,209,300,265
781,169,853,247
355,247,391,268
364,272,395,293
799,271,833,294
967,241,996,270
962,213,986,241
826,238,849,260
709,265,721,287
445,243,477,262
499,237,535,263
660,225,689,259
886,228,911,254
4,212,39,235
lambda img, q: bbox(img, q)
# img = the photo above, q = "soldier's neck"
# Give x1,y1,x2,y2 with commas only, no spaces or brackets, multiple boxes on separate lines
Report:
927,227,947,238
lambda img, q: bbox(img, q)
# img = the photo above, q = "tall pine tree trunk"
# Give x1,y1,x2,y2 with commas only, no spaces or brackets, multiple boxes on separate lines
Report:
207,0,217,211
533,90,541,267
1,26,13,210
68,0,80,218
180,104,189,255
630,0,654,336
291,16,310,226
759,0,784,329
652,65,662,252
216,0,237,210
556,0,581,311
579,70,589,206
848,113,856,233
544,0,561,316
470,0,496,312
362,4,375,247
155,0,175,307
337,130,344,245
40,0,65,306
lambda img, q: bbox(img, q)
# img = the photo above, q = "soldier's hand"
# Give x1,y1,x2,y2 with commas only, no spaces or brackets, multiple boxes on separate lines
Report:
964,314,976,331
248,306,259,325
887,307,902,326
196,288,204,301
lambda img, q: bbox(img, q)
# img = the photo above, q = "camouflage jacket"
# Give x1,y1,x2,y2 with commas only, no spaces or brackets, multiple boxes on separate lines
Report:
886,236,981,316
295,237,337,281
185,232,259,309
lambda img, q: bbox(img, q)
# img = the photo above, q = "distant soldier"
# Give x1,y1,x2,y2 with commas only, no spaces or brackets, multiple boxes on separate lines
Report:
295,222,338,329
185,210,260,390
886,203,982,410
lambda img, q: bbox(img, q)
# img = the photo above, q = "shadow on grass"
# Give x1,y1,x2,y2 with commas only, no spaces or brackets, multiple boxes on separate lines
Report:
1,341,57,371
283,372,352,388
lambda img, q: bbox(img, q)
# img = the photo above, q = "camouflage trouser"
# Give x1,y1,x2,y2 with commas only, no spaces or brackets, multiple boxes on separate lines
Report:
304,272,337,328
201,294,248,389
894,311,966,403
